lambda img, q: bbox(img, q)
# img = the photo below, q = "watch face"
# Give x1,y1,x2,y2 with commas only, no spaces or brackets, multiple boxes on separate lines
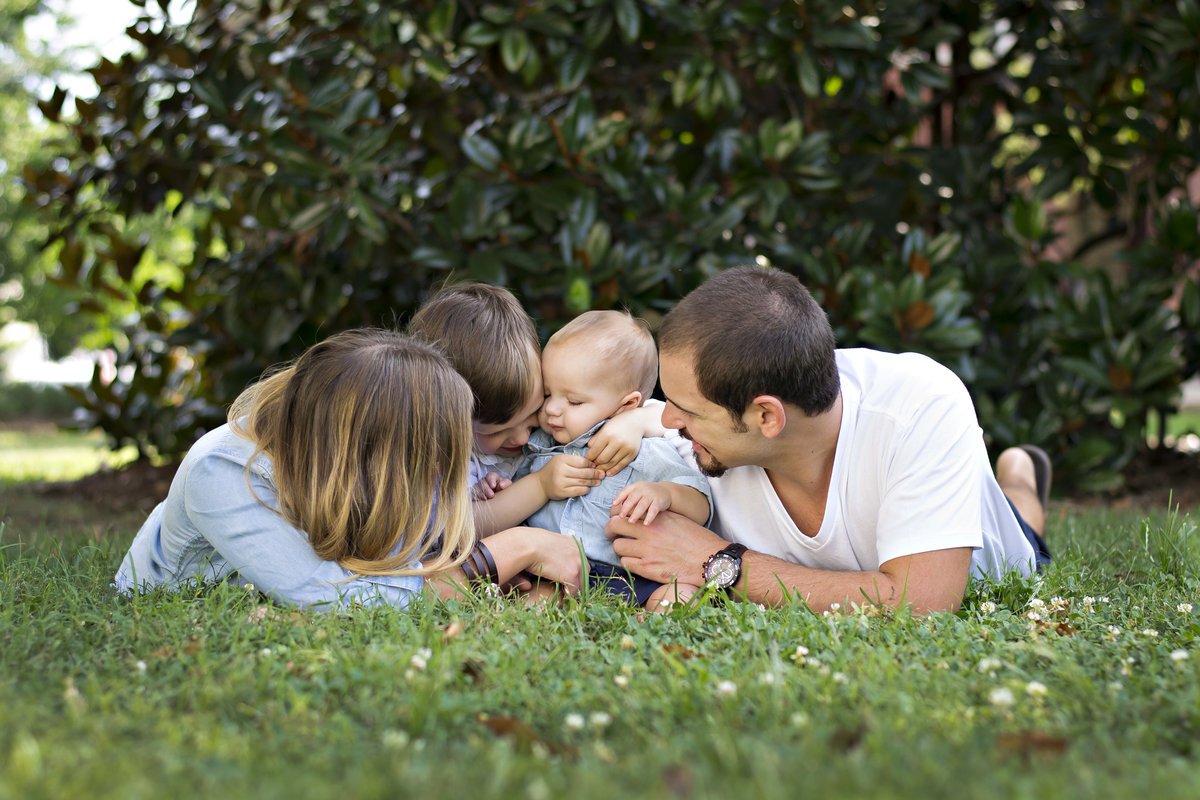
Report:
706,555,739,587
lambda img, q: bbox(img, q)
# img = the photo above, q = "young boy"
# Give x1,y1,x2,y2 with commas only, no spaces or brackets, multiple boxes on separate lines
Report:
478,310,713,611
407,283,651,532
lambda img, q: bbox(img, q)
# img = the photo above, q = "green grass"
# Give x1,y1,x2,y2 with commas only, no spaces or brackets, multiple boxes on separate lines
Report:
0,425,136,485
2,438,1199,798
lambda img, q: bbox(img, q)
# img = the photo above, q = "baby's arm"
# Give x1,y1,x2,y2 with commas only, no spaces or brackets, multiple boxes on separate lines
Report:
586,403,666,476
473,454,604,535
610,481,710,526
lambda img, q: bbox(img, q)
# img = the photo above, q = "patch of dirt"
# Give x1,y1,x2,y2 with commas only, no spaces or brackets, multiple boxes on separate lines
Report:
1061,446,1200,513
31,459,181,519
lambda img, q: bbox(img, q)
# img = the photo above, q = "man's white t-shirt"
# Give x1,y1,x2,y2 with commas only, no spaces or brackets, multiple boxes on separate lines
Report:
682,348,1037,581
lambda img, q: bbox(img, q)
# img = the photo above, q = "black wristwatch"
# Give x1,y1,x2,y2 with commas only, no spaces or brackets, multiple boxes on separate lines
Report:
703,543,748,590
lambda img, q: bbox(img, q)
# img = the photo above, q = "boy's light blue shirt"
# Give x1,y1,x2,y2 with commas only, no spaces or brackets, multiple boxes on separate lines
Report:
114,423,426,610
514,422,712,567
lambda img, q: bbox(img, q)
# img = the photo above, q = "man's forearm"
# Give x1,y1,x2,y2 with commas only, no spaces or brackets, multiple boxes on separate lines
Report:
732,548,972,614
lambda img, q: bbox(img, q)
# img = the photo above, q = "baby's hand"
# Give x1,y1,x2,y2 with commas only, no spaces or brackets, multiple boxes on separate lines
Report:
587,415,642,475
611,481,672,525
472,471,512,500
540,454,604,500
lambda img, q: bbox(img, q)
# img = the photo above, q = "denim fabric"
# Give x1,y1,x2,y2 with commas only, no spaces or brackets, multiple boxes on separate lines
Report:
1005,497,1053,570
114,424,426,610
514,423,711,567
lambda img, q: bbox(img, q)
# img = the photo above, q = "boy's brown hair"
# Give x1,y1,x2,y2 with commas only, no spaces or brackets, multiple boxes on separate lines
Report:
407,282,540,425
547,310,658,402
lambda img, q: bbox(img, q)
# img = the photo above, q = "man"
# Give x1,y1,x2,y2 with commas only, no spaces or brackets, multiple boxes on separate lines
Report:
605,266,1051,614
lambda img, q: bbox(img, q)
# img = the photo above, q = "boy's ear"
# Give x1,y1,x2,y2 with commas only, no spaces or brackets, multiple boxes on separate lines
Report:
749,395,787,438
612,390,644,416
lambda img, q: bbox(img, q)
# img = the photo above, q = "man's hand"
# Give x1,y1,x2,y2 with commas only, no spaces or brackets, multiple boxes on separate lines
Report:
471,471,512,500
611,481,672,525
606,510,726,586
538,453,604,500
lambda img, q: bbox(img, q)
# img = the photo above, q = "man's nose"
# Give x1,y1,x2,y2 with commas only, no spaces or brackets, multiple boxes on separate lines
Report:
661,402,685,429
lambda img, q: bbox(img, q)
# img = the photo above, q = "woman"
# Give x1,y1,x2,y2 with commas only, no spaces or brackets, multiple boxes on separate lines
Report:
115,329,583,609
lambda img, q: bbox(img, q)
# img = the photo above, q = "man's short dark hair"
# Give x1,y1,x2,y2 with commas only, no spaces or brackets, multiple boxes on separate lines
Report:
658,266,839,422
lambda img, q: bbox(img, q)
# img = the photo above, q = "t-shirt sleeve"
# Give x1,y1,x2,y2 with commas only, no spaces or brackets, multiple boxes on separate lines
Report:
874,389,986,565
183,453,425,610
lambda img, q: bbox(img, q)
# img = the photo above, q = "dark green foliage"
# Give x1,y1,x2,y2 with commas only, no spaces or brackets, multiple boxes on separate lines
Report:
24,0,1200,487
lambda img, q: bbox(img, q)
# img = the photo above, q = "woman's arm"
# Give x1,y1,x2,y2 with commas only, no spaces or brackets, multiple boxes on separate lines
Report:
181,453,426,610
424,527,585,599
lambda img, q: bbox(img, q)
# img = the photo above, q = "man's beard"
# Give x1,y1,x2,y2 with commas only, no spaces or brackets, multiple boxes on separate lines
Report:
680,428,729,478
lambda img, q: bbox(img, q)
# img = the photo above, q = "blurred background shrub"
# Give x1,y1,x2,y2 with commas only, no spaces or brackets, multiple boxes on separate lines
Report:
22,0,1200,489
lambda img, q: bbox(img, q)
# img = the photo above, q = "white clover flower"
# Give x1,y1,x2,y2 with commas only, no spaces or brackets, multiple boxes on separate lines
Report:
244,583,257,593
716,680,738,697
978,657,1002,674
135,660,147,674
818,665,831,677
1140,628,1159,637
832,672,848,684
989,687,1016,707
980,601,997,614
791,645,810,664
1082,596,1096,607
564,713,585,730
1178,603,1194,614
1027,598,1045,609
589,711,612,729
759,672,778,686
613,674,629,688
259,648,273,657
381,729,409,748
1170,650,1189,663
829,603,841,613
1025,610,1042,621
1049,596,1068,611
409,650,429,671
1026,681,1048,697
1107,625,1122,637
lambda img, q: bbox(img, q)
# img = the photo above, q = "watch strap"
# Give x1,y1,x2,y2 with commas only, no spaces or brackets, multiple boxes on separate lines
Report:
704,543,748,587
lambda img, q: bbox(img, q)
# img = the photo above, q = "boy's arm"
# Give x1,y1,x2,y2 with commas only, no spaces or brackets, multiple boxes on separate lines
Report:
611,481,711,526
474,454,606,536
587,402,667,475
473,474,552,535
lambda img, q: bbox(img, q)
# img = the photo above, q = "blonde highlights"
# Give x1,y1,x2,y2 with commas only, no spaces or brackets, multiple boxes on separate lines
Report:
229,329,474,576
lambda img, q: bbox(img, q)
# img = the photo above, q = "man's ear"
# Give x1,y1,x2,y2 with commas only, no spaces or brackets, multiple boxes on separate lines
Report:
612,390,644,416
749,395,787,438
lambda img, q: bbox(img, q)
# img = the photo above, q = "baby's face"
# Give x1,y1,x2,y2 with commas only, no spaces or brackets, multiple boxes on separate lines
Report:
539,343,629,444
471,372,543,458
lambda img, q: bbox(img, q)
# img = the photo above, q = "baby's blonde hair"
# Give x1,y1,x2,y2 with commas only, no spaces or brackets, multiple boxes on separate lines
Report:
546,310,658,401
229,329,474,576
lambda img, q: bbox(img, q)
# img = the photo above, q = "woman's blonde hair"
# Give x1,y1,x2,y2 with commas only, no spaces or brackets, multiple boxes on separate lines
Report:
228,329,474,576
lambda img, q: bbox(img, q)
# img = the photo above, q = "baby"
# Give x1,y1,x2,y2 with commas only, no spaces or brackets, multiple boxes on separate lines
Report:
481,310,712,611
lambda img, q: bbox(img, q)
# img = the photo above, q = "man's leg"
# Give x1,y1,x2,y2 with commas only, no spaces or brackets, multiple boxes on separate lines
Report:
996,447,1046,537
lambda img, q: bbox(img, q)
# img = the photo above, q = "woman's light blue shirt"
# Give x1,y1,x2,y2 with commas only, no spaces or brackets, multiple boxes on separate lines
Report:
114,424,425,610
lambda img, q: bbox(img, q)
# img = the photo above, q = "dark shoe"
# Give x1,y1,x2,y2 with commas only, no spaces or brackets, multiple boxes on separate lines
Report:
1019,444,1052,513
